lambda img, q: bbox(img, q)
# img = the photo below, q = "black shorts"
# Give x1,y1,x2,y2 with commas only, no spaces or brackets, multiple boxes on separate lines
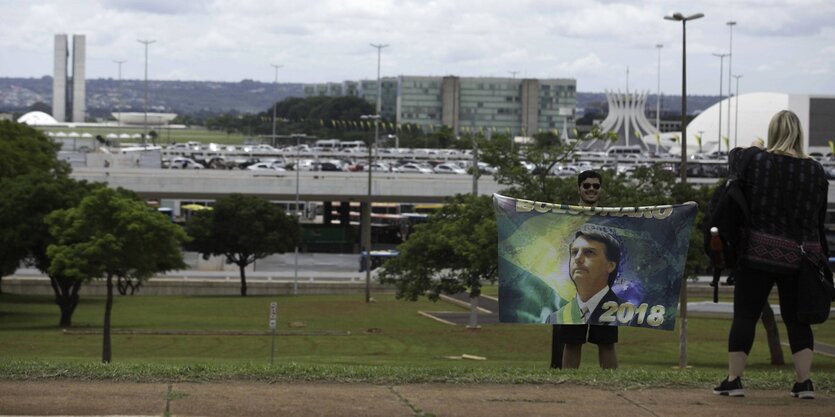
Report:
558,324,618,345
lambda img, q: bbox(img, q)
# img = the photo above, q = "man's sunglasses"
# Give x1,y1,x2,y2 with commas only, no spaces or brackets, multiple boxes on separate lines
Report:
581,183,601,190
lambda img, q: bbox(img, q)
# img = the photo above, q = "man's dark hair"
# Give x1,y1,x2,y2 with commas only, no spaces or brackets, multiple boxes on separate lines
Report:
577,170,603,187
570,229,621,286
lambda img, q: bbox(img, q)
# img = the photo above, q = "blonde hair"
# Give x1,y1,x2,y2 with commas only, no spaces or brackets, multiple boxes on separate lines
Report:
767,110,806,157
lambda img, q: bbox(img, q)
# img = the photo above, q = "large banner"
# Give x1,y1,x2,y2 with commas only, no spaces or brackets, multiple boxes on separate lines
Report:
494,194,697,331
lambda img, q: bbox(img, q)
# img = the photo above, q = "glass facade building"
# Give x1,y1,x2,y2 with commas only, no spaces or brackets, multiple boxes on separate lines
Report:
306,75,575,136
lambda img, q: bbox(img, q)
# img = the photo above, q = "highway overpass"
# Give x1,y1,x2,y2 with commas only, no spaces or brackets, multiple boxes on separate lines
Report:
69,167,835,205
69,168,505,203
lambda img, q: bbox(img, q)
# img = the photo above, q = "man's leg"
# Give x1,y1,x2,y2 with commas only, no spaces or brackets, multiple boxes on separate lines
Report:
598,343,618,369
550,325,564,369
589,325,619,369
560,324,587,369
563,344,582,368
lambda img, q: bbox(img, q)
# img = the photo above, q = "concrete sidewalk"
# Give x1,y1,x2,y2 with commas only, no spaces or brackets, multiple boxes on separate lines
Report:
1,380,832,417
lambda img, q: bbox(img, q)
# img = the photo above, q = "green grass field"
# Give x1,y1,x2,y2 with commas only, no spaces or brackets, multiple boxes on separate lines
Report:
1,291,833,389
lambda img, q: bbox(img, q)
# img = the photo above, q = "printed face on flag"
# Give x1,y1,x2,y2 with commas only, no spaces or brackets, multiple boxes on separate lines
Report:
569,236,615,292
493,194,697,330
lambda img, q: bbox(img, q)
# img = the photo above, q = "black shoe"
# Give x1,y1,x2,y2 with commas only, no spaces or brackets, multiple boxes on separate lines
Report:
713,377,745,397
791,380,814,399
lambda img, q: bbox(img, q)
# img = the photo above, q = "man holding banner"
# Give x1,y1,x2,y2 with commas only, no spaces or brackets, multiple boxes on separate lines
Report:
554,172,620,369
494,175,698,369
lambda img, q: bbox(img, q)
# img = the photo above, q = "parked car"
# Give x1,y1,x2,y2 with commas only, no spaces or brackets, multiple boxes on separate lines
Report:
433,163,467,175
311,161,344,172
164,157,203,169
254,144,279,152
397,162,433,174
551,164,579,177
366,162,397,172
476,162,497,174
246,162,286,172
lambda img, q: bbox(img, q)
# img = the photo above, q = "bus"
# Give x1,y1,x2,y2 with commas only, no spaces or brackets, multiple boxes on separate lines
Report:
339,140,365,150
314,139,341,151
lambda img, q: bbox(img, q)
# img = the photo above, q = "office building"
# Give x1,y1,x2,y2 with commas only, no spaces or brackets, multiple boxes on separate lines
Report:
307,75,576,136
52,34,86,123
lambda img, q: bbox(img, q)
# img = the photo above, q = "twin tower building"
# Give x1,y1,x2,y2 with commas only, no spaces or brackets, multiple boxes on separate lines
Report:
52,34,85,123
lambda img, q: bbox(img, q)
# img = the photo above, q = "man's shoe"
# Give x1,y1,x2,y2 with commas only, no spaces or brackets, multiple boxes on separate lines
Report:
791,380,814,399
713,377,744,397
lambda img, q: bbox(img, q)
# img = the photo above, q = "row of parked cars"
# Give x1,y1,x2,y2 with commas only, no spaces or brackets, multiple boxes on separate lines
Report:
161,155,501,175
165,141,475,158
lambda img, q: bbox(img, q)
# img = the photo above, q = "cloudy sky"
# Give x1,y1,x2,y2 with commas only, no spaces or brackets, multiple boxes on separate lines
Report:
1,0,833,95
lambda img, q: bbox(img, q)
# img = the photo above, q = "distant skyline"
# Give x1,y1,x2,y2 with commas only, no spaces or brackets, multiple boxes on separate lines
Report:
1,0,833,96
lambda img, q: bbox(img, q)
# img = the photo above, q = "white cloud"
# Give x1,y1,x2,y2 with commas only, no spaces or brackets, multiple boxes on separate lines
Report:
0,0,834,94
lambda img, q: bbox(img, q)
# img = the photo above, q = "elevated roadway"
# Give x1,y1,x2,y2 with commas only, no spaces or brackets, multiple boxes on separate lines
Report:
69,167,835,204
69,167,504,203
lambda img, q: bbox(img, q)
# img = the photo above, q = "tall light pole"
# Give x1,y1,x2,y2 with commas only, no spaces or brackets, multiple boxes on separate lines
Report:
727,21,737,148
665,11,704,372
655,44,663,132
270,64,283,147
509,71,519,79
733,74,743,148
712,53,728,153
137,39,156,144
293,133,300,296
360,113,381,303
665,12,703,183
370,43,389,153
113,60,126,129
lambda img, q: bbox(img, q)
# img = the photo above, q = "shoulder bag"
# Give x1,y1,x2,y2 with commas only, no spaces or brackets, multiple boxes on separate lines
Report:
796,244,835,324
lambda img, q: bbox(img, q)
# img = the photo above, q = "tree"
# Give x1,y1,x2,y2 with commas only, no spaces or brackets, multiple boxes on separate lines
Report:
379,194,497,327
0,121,70,293
0,173,95,326
46,188,188,363
185,194,300,296
479,130,611,202
0,120,69,179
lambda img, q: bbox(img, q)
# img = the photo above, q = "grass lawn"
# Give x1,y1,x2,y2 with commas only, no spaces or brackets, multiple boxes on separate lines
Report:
1,292,833,390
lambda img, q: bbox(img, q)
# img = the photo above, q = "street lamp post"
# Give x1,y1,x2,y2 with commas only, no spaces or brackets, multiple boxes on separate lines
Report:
655,44,663,132
665,11,704,371
712,53,728,153
665,12,703,183
733,74,743,148
370,43,389,152
293,133,300,296
270,64,283,147
113,60,126,130
360,114,381,303
727,21,737,148
137,39,155,145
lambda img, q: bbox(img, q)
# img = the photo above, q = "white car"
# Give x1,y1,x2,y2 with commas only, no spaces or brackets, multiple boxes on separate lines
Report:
246,162,286,172
398,162,433,174
433,163,467,175
165,157,203,169
520,161,536,173
254,144,279,152
476,162,497,174
552,164,579,177
365,162,397,172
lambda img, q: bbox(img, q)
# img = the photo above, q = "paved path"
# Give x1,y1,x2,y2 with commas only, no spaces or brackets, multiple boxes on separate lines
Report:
1,380,832,417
